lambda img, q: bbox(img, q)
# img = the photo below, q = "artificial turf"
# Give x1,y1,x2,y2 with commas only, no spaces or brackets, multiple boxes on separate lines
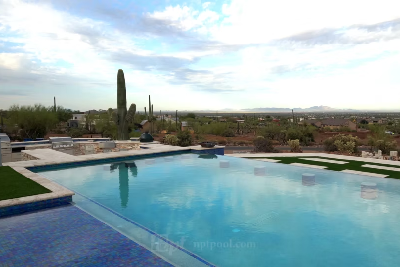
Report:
0,166,51,201
244,156,400,179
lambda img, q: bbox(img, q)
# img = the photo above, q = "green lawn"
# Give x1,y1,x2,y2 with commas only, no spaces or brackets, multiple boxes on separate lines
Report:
0,166,52,201
244,156,400,179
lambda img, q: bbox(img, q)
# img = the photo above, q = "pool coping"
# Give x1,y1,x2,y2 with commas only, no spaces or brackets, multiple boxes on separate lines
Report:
0,167,75,217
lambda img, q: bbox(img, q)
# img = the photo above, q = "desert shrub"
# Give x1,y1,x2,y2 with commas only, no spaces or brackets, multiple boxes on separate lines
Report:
333,139,356,154
68,128,88,138
323,134,359,154
374,140,397,155
218,140,227,145
226,137,233,145
164,134,178,146
288,139,302,152
222,128,235,137
367,128,398,154
237,140,246,146
129,131,141,138
177,130,192,147
253,136,276,152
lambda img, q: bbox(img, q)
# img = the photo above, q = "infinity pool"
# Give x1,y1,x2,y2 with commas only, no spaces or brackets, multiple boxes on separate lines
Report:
38,154,400,267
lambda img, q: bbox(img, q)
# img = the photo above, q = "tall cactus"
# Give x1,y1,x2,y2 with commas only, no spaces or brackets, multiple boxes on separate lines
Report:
148,95,154,133
113,69,136,140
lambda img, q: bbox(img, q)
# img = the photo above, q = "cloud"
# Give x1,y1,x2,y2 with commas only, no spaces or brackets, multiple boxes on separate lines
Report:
280,18,400,45
1,0,400,110
214,0,400,44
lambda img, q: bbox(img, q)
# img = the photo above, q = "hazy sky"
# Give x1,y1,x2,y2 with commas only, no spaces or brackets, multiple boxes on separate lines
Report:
1,0,400,111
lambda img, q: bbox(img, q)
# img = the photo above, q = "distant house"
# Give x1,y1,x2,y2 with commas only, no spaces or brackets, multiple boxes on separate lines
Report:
300,119,357,130
236,120,245,124
68,113,86,128
72,114,85,121
67,119,80,128
140,120,151,132
181,121,189,131
320,119,357,130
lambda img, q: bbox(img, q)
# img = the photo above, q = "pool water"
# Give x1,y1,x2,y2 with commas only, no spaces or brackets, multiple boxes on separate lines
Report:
38,154,400,267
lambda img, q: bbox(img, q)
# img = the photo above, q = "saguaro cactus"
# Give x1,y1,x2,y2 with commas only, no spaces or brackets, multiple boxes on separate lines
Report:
147,95,154,133
113,69,136,140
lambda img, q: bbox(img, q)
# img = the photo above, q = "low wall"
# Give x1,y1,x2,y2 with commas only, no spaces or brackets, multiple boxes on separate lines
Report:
73,141,140,156
24,144,52,150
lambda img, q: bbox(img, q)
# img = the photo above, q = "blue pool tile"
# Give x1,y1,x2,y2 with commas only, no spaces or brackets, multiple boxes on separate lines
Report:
0,205,172,267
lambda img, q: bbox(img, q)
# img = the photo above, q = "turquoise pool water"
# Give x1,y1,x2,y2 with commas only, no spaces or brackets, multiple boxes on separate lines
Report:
39,154,400,267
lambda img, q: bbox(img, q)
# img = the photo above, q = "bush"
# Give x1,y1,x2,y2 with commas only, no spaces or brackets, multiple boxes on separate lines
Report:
177,130,192,147
68,128,88,138
237,140,246,146
129,131,142,138
218,140,227,145
253,136,276,152
375,140,397,155
164,134,178,146
222,128,235,137
288,139,302,152
323,134,359,154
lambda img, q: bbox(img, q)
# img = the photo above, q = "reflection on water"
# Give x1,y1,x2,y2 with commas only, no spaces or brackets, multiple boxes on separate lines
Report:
110,162,138,208
198,154,218,159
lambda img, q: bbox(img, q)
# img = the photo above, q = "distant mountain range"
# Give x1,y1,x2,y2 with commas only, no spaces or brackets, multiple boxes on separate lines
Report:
241,106,361,112
128,106,400,114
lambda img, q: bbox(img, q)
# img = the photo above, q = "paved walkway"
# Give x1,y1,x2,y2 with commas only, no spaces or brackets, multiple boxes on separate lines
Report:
299,157,348,164
362,164,400,172
0,205,172,267
227,153,400,166
226,153,400,179
290,163,327,169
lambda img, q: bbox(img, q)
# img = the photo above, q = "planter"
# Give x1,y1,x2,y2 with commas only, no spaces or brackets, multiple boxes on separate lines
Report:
200,142,215,148
139,132,154,143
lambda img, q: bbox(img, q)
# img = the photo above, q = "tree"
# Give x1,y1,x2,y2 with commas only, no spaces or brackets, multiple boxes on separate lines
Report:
55,106,73,122
8,104,58,139
185,113,196,119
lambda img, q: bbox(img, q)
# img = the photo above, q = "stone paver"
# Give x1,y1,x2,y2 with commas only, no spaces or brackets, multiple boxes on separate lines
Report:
254,158,281,163
299,158,348,164
226,153,400,166
362,164,400,172
290,163,327,169
341,170,388,178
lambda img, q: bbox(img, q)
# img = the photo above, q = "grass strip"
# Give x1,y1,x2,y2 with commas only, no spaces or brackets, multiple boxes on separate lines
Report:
0,166,51,201
244,156,400,179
